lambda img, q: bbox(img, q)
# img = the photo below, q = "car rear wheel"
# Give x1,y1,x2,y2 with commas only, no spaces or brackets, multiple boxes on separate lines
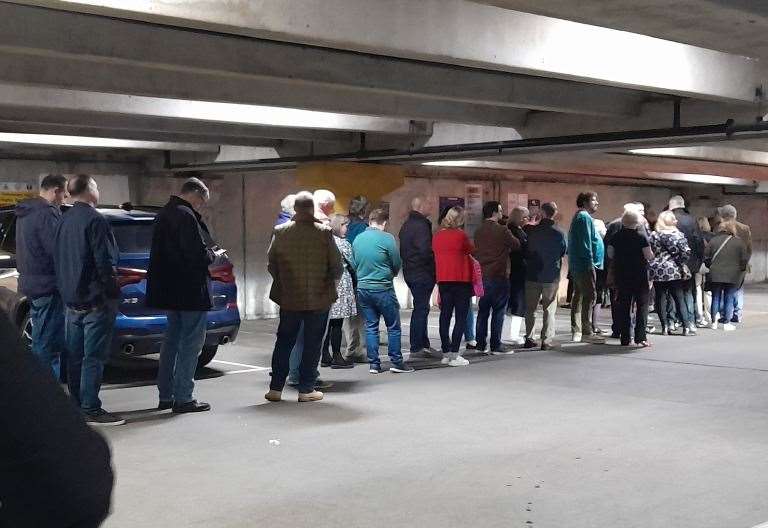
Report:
197,345,218,369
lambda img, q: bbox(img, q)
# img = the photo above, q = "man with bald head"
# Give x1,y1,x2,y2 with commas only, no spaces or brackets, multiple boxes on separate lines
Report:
399,196,437,357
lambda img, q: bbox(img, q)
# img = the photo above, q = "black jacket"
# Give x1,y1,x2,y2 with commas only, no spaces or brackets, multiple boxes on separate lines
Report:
0,313,113,528
509,224,528,281
398,210,435,284
147,196,215,311
54,202,119,309
14,197,61,299
672,208,705,272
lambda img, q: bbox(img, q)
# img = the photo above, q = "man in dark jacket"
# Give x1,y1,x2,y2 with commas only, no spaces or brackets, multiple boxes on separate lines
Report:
398,197,436,358
15,174,68,378
147,177,215,414
0,312,114,528
55,175,123,426
669,195,704,330
523,202,567,349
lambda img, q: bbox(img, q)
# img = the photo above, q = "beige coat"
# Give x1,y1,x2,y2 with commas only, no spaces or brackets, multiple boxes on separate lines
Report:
267,213,343,311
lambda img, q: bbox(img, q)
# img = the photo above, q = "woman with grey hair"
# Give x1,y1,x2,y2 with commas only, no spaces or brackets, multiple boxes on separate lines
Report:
346,195,370,244
321,214,358,368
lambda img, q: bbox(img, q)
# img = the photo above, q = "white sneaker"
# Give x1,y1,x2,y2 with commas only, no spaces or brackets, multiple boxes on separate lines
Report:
466,340,477,347
711,322,718,330
441,355,451,365
571,333,582,343
448,356,470,367
723,323,736,331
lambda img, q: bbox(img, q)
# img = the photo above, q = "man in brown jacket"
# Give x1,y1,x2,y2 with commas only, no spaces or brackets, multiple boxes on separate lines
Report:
473,201,520,353
265,191,343,403
718,204,752,322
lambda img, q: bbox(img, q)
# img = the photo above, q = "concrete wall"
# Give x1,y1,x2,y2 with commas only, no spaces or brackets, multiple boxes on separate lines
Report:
0,159,140,205
137,167,768,320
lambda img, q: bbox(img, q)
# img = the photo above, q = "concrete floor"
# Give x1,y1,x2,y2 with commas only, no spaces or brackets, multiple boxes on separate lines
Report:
98,286,768,528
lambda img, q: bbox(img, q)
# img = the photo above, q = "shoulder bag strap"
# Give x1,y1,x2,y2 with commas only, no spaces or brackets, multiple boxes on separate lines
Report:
710,235,733,265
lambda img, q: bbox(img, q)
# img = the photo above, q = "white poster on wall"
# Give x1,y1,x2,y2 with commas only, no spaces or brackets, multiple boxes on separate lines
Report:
464,183,483,237
507,192,528,215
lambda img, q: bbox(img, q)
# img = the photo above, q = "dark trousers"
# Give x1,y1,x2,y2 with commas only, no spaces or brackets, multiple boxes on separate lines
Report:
615,283,650,345
406,279,434,352
438,282,472,353
507,277,526,317
476,278,510,351
322,318,344,359
270,309,329,394
654,280,691,330
610,288,621,335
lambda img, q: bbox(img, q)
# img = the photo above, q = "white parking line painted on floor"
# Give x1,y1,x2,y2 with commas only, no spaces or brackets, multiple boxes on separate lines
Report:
210,359,269,371
224,368,269,374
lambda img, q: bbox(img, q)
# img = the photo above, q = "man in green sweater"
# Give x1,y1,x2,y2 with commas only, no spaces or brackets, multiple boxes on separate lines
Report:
567,191,605,343
352,208,414,374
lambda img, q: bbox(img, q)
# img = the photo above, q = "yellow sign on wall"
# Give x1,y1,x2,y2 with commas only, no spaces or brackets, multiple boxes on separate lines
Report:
296,162,406,213
0,182,35,207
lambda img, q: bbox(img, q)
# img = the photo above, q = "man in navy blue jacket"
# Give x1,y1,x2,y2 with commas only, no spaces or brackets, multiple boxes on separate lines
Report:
55,175,124,427
15,174,68,378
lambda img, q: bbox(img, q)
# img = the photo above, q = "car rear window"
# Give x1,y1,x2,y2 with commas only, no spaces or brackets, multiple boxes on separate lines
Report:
112,222,154,253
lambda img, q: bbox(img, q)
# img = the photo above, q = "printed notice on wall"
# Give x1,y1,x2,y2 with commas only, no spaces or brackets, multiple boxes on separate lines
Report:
507,193,528,215
464,183,483,237
0,181,35,207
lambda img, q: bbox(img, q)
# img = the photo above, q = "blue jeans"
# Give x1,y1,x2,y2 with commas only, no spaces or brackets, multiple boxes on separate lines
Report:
711,283,738,324
464,305,476,342
406,280,434,352
157,311,207,404
30,292,66,380
270,309,329,394
357,288,403,368
65,302,117,413
476,278,510,351
733,287,744,321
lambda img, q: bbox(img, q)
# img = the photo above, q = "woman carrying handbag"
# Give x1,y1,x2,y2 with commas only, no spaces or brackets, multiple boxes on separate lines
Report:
704,221,748,331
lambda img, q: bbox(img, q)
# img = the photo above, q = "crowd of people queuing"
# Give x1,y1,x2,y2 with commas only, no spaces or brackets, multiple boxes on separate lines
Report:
12,173,754,416
266,188,753,402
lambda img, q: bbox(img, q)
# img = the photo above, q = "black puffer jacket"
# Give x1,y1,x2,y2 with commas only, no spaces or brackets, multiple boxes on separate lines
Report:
146,196,215,311
672,208,705,272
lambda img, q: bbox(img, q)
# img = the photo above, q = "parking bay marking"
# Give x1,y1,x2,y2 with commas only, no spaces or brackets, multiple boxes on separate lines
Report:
210,359,269,374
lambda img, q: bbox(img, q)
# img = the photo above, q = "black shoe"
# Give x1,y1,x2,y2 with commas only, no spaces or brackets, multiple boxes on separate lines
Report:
85,408,126,426
320,354,333,368
465,343,477,350
731,316,740,323
351,356,369,364
659,327,669,336
541,342,551,351
315,379,334,390
390,363,415,373
522,338,538,349
158,400,173,411
172,400,211,414
610,333,621,339
330,358,354,369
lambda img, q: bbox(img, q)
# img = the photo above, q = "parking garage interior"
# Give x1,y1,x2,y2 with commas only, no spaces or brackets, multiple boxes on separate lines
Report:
3,1,768,527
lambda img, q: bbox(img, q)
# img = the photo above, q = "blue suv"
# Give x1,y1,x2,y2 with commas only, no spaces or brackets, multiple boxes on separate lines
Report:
0,204,241,368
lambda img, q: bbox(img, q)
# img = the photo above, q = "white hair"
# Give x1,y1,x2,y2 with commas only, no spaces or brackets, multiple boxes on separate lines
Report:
623,203,641,214
718,204,737,220
622,210,641,228
313,189,336,206
280,194,296,214
669,195,685,210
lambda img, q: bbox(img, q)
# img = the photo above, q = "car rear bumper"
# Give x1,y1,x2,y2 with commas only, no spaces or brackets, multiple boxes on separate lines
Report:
112,323,240,357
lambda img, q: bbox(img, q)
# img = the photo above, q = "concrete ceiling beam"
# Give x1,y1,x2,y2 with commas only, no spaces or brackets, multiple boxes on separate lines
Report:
7,0,764,103
0,3,645,119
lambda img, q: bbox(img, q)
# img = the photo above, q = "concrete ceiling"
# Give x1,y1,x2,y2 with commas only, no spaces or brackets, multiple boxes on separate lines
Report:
475,0,768,59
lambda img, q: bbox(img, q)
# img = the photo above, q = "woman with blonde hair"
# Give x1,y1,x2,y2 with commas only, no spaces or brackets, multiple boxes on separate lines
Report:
649,211,694,335
432,206,474,366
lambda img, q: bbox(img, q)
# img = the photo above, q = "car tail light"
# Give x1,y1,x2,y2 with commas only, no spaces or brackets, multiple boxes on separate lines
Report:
210,263,235,283
117,267,147,288
226,302,238,310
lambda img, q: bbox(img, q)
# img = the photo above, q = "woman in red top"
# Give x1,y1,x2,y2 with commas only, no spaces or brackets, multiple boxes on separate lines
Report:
433,206,474,366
